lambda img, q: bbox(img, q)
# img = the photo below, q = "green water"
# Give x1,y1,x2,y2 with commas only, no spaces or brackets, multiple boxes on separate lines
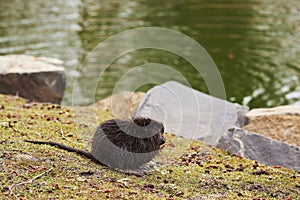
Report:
0,0,299,108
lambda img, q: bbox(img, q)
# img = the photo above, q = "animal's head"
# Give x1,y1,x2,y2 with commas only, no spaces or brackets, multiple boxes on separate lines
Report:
132,117,165,149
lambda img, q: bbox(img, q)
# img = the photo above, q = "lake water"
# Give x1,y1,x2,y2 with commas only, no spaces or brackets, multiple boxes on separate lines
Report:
0,0,299,108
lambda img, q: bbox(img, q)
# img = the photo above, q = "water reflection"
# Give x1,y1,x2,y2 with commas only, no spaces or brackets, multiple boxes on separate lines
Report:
0,0,299,108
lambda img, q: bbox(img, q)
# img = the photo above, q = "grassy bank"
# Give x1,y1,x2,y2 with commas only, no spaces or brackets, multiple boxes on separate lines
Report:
0,94,299,199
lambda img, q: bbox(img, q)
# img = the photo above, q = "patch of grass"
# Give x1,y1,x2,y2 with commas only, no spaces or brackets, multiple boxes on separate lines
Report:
0,94,299,199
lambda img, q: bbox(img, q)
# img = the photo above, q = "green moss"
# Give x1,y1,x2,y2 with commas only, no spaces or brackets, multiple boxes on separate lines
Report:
0,94,299,199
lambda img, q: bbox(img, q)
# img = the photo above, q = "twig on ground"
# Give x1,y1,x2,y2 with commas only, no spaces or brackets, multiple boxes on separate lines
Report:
8,167,53,198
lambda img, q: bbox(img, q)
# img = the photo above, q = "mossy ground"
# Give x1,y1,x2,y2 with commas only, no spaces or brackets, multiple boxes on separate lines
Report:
0,94,299,199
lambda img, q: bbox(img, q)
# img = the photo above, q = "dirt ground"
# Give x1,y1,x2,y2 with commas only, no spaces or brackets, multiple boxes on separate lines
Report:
243,114,300,147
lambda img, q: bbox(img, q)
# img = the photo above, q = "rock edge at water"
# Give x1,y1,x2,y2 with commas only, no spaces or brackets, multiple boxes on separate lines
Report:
0,55,66,104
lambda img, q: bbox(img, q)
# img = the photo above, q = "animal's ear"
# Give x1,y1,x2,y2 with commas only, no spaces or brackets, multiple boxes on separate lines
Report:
132,117,152,127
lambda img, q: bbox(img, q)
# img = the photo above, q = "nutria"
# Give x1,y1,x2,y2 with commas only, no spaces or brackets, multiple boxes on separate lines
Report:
25,117,165,170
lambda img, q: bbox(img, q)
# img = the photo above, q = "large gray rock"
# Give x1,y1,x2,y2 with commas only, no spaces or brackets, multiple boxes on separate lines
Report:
135,81,248,145
216,127,300,171
0,55,66,104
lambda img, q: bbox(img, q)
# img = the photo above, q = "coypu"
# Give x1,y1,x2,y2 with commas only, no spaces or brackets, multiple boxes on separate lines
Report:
25,117,165,170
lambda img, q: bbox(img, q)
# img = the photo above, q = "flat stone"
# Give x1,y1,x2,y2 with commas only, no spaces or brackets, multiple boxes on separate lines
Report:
216,127,300,171
243,106,300,147
246,105,300,117
292,101,300,106
0,55,66,104
134,81,248,145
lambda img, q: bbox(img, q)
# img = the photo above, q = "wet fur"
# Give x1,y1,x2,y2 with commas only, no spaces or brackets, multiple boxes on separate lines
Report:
92,117,165,169
25,117,165,170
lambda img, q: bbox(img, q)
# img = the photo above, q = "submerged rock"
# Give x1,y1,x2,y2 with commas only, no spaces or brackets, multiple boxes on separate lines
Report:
0,55,66,104
135,81,248,145
216,127,300,171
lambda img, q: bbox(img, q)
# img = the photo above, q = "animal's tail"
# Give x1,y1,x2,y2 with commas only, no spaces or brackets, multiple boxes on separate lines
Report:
24,140,98,163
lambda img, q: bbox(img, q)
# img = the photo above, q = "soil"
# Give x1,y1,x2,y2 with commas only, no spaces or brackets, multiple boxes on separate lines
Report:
243,114,300,147
90,91,145,119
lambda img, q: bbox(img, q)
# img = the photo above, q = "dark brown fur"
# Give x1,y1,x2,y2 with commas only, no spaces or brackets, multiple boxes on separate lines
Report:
25,117,165,170
92,117,165,169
